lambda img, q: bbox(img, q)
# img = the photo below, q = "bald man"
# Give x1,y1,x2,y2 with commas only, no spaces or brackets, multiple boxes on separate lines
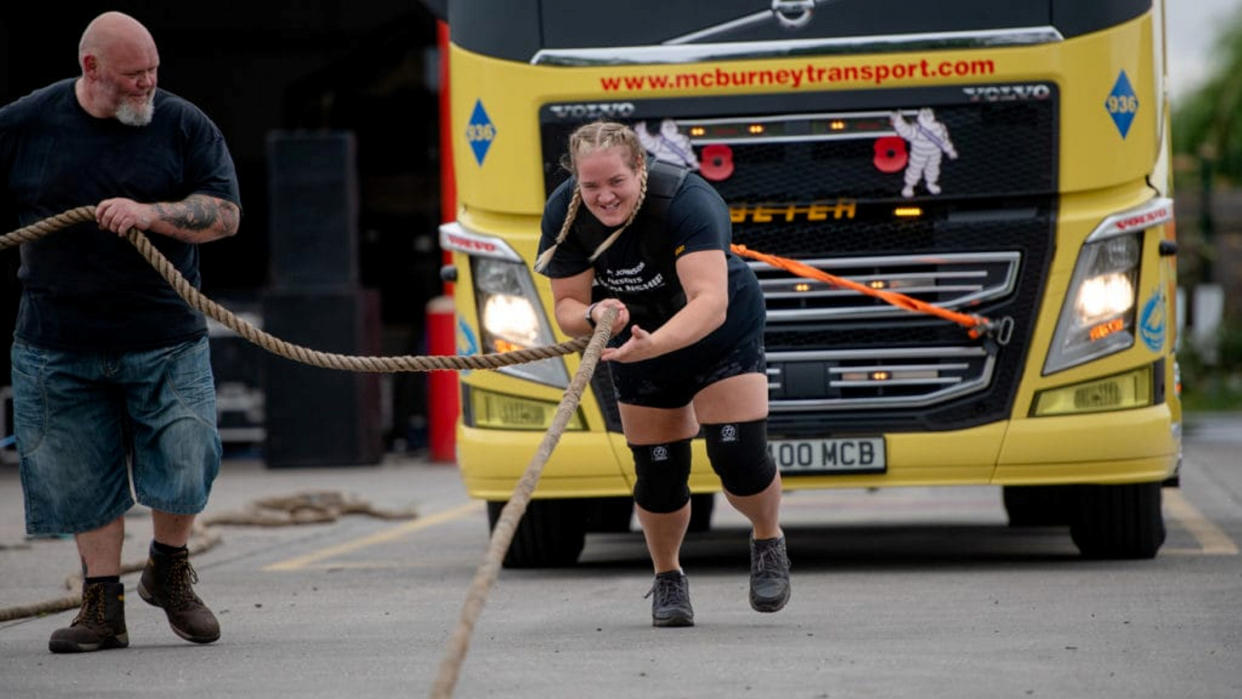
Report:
0,12,240,653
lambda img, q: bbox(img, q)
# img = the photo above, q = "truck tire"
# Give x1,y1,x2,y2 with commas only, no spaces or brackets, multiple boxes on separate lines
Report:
584,496,634,533
1069,482,1166,559
1002,485,1076,527
688,493,715,533
486,499,586,568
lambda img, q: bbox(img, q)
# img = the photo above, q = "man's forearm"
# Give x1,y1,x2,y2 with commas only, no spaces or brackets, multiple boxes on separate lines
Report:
149,194,240,243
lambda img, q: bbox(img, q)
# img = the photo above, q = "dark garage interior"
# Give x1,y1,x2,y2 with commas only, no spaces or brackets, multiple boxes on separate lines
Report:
1,2,449,464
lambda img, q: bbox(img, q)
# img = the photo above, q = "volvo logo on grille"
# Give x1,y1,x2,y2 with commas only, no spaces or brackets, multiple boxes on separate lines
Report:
962,84,1051,102
548,102,636,120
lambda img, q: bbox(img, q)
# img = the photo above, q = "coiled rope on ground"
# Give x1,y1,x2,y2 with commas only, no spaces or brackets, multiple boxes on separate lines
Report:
0,491,419,623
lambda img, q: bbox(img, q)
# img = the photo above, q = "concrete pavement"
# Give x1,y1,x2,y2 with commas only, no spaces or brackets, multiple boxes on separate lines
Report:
0,454,473,620
0,413,1239,698
2,412,1239,617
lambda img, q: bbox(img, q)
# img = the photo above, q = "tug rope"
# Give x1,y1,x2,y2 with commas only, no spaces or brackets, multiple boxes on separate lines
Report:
0,207,589,372
1,208,1016,695
430,307,616,698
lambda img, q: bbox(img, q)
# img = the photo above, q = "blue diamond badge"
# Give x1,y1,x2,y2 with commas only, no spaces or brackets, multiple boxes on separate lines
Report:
466,99,496,166
1105,70,1138,139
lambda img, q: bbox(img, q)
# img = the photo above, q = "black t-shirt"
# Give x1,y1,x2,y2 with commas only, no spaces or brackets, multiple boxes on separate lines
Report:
537,170,762,348
0,78,241,351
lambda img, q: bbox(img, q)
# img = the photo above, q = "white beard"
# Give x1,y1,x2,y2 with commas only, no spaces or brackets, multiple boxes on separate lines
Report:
115,93,155,126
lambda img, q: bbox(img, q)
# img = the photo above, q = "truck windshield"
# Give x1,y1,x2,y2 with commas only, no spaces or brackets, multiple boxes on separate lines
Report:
450,0,1150,63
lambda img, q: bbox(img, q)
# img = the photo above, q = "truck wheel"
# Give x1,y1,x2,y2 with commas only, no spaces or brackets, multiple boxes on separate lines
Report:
1002,485,1076,527
486,499,586,568
688,493,715,533
584,496,634,533
1069,482,1166,559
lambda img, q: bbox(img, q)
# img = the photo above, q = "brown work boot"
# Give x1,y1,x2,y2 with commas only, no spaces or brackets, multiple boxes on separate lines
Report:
137,545,220,644
49,580,129,653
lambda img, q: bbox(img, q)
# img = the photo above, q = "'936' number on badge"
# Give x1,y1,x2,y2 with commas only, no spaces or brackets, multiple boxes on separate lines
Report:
1106,95,1138,114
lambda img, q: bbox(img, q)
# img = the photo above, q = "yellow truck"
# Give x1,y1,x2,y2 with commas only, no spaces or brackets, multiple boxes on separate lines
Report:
439,0,1180,565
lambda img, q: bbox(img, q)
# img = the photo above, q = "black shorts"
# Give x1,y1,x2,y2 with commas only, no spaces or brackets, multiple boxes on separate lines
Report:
608,258,766,409
609,333,766,409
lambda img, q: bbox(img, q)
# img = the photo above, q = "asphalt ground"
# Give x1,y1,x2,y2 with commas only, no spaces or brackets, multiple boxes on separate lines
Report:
0,413,1239,698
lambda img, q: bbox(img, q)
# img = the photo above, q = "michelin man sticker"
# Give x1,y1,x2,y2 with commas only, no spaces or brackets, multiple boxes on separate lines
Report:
890,109,958,198
1139,288,1166,352
636,119,700,170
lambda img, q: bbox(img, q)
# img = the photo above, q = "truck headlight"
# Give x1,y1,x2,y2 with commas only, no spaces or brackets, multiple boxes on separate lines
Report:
471,257,570,388
1044,233,1140,374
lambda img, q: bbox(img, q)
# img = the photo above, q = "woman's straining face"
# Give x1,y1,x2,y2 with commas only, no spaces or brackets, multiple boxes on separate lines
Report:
575,146,642,227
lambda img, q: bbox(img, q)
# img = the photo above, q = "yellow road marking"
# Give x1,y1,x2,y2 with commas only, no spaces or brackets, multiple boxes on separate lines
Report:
298,560,443,571
1164,489,1239,555
264,501,484,571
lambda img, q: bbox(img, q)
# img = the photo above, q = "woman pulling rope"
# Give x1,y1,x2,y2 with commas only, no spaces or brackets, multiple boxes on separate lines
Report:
535,121,792,627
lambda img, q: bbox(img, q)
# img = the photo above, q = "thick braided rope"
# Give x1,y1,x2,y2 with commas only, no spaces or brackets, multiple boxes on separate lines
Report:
0,205,97,250
430,306,616,699
1,207,588,372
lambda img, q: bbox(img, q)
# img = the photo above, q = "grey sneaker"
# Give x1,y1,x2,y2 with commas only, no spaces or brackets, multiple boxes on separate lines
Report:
49,581,129,653
749,535,791,612
644,570,694,627
138,546,220,644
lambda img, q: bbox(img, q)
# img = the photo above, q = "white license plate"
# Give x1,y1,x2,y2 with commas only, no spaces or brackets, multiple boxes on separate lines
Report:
768,437,886,474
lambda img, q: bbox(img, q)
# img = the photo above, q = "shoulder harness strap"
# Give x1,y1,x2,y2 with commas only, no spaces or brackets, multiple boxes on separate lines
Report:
639,158,690,266
643,158,690,221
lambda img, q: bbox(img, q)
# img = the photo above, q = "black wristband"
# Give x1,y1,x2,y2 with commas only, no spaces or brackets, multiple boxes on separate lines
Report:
585,302,599,329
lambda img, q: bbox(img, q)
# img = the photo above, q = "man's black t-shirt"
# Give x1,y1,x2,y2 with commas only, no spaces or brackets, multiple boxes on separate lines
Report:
0,78,240,351
537,170,763,351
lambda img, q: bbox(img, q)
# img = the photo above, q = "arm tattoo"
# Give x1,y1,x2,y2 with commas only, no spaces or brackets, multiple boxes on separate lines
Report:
154,195,219,232
218,200,240,234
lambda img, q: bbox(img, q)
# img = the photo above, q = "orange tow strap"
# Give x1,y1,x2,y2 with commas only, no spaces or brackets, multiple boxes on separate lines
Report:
730,244,1011,342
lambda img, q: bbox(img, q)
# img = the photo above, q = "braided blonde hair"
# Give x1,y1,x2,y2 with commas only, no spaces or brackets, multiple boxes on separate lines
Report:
533,121,649,273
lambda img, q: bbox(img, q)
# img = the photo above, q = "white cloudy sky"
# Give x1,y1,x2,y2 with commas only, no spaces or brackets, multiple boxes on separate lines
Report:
1167,0,1242,101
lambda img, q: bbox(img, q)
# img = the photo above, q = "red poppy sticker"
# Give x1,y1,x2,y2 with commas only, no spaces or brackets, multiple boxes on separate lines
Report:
873,136,908,173
699,144,735,181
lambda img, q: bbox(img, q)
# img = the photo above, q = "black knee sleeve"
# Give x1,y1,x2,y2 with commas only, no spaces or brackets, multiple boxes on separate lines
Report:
704,419,776,496
631,439,692,513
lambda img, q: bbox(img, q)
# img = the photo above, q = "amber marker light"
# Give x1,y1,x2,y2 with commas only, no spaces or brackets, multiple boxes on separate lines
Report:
689,126,706,137
494,338,522,353
871,371,891,381
894,207,923,217
1088,317,1125,341
794,282,812,292
830,120,846,130
868,280,887,290
748,124,765,134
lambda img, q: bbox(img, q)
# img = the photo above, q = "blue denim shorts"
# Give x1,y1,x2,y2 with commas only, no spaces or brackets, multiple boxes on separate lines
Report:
11,337,222,535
